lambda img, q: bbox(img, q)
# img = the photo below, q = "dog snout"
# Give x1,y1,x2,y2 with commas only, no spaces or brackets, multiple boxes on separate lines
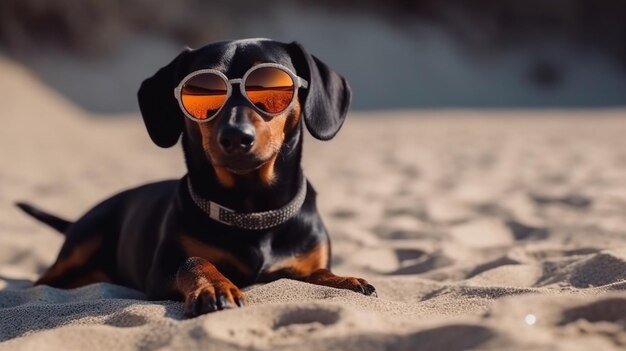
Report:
218,124,256,154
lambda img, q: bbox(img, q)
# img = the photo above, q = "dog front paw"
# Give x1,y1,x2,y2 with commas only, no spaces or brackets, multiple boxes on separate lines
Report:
184,283,245,317
334,276,377,297
305,269,377,297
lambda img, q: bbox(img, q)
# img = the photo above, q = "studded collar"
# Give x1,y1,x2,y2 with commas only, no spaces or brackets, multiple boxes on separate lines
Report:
186,176,307,230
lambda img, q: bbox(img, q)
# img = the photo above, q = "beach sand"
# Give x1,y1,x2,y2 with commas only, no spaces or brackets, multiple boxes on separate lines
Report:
1,56,626,350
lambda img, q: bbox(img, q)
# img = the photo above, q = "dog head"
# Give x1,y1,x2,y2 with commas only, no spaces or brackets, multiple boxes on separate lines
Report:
137,39,351,187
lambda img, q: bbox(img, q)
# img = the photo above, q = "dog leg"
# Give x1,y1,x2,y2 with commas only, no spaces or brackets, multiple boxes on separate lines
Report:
262,243,377,297
35,235,108,288
35,196,120,288
176,257,245,317
304,269,377,296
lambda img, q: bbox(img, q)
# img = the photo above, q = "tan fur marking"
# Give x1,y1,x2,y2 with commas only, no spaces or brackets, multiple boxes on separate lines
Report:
197,121,213,154
179,234,252,275
258,154,278,185
251,114,285,161
36,237,103,285
214,167,236,187
250,101,300,185
286,100,301,133
265,243,329,278
195,121,237,187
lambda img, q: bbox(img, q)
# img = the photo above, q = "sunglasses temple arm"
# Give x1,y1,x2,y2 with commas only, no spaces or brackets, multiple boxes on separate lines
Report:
298,78,309,89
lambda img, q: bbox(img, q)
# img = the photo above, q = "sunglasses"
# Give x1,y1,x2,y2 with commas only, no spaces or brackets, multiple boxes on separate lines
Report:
174,63,308,122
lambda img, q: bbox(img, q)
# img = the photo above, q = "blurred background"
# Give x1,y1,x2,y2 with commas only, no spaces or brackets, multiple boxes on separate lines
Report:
1,0,625,113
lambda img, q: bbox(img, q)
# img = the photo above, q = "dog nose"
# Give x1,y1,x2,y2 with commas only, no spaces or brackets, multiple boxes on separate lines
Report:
218,125,256,154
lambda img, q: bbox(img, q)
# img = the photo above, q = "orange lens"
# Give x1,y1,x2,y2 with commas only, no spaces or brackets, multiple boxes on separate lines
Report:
244,67,294,113
181,73,228,120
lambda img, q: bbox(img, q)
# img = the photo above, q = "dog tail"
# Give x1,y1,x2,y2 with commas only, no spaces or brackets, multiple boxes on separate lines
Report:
15,202,72,234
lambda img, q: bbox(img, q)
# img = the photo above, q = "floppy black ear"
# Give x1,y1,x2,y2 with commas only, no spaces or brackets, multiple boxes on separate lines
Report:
137,49,191,148
289,42,351,141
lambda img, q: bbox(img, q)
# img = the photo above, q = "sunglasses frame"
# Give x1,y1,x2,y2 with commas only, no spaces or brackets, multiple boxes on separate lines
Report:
174,63,309,123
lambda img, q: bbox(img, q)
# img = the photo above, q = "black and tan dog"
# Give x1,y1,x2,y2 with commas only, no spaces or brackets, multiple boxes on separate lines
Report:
17,39,376,317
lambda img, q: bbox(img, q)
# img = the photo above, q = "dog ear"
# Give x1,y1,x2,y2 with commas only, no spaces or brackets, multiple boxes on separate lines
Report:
137,49,192,148
289,42,351,141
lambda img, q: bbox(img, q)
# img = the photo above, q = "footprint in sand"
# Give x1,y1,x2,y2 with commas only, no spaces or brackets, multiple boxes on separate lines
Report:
389,251,454,276
392,324,495,351
556,298,626,346
568,251,626,288
272,307,342,337
505,220,549,241
530,193,592,209
558,298,626,326
103,312,149,328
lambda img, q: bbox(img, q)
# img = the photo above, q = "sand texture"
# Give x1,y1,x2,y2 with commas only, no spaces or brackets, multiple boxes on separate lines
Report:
2,56,626,350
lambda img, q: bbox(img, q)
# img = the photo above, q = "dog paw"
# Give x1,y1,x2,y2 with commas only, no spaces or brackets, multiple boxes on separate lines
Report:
341,277,377,297
306,270,377,297
184,283,245,317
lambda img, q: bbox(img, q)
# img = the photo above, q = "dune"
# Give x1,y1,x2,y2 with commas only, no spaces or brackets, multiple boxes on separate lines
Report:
2,55,626,350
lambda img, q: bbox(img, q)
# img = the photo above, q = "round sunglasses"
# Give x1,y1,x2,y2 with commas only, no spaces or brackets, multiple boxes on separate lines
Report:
174,63,309,122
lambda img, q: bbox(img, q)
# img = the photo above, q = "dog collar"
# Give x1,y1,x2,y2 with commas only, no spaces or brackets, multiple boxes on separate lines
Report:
186,176,307,230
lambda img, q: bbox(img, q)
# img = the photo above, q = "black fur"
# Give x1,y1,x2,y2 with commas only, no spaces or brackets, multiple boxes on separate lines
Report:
137,49,191,148
288,42,351,141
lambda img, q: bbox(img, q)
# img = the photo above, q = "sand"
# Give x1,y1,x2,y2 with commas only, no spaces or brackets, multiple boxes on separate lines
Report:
2,55,626,350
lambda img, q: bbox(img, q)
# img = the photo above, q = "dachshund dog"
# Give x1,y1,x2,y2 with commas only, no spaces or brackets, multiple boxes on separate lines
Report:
17,38,376,317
